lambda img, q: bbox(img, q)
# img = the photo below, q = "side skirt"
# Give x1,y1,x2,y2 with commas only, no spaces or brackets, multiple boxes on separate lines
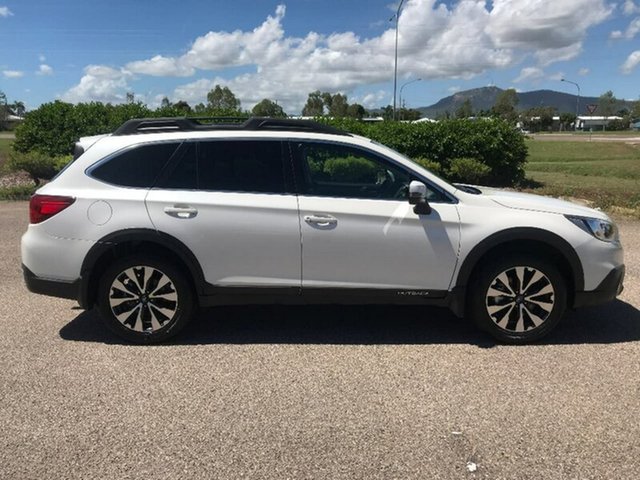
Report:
198,286,464,317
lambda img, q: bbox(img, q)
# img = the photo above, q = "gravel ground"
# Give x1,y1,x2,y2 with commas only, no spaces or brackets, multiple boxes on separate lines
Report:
1,201,639,479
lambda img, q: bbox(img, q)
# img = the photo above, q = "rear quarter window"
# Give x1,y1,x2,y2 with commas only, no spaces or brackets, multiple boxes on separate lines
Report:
90,142,180,188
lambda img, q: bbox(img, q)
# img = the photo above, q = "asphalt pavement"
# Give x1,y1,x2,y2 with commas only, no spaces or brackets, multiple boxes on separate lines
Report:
1,201,639,479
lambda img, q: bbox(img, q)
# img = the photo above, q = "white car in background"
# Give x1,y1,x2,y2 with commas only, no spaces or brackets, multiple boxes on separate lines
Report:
22,117,624,344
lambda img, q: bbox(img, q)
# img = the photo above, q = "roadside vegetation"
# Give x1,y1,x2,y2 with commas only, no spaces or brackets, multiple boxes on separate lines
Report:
0,138,12,173
524,139,640,217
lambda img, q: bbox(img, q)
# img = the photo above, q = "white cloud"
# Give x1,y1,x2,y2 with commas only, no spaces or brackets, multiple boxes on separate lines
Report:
514,67,545,83
487,0,611,65
623,0,640,15
0,6,12,17
125,55,195,77
621,50,640,73
548,72,564,81
3,70,24,78
38,54,46,62
612,17,640,40
36,64,54,76
535,43,583,66
62,1,614,112
625,17,640,38
356,90,389,109
61,65,131,103
578,67,590,76
448,86,462,93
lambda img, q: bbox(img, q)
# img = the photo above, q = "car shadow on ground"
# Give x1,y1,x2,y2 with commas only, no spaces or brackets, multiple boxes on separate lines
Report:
59,300,640,347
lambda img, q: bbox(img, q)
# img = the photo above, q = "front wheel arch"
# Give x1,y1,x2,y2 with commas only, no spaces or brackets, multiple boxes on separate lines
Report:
454,228,582,306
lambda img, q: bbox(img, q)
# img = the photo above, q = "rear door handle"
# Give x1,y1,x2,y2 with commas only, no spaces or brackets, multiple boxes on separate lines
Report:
164,205,198,219
304,214,337,227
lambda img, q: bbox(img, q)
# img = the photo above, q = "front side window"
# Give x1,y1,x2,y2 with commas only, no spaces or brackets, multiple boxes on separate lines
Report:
158,140,286,194
90,142,180,188
294,142,413,201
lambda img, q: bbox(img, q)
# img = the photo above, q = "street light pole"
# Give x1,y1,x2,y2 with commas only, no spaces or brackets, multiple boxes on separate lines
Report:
390,0,405,121
399,78,422,120
561,78,581,131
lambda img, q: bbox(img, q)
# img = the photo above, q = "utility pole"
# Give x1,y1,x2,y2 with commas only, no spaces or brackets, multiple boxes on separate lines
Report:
390,0,405,121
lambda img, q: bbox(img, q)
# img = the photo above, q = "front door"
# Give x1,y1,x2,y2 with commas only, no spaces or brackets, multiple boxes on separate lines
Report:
292,141,460,292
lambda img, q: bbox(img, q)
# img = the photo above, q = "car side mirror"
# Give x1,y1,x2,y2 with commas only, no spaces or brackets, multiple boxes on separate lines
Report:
408,180,431,215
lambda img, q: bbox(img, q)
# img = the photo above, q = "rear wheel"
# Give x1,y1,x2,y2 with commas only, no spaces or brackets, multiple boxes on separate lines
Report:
469,254,567,344
97,256,195,343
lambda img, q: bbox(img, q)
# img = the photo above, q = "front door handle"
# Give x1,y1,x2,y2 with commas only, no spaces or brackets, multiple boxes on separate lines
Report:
164,205,198,219
304,214,338,227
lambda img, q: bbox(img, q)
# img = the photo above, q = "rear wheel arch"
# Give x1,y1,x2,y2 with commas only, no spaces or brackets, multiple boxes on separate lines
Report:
80,229,206,309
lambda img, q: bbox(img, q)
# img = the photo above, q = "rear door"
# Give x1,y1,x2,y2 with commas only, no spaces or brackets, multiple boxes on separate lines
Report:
145,139,301,290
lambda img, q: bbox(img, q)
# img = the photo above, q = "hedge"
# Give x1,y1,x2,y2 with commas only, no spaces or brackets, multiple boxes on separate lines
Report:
12,101,528,186
324,118,527,186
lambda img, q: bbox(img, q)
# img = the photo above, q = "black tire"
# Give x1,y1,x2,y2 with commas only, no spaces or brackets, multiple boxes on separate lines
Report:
468,254,567,344
97,255,195,344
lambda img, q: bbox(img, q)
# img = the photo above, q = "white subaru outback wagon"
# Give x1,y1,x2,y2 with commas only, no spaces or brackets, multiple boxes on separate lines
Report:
21,117,625,344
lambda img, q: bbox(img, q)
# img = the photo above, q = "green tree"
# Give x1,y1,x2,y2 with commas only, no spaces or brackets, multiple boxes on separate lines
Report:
559,112,577,131
598,90,617,117
252,98,286,117
398,108,421,121
206,85,241,111
302,91,352,117
327,93,349,117
173,100,192,114
455,98,474,119
14,101,152,156
126,92,135,104
346,103,366,119
381,105,394,121
631,99,640,120
12,101,26,117
302,91,325,116
492,89,519,123
0,91,7,129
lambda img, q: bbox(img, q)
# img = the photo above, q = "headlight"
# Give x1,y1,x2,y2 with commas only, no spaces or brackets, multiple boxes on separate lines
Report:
566,215,619,243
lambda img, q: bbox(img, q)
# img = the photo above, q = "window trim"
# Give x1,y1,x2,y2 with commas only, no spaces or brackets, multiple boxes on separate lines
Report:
288,139,458,204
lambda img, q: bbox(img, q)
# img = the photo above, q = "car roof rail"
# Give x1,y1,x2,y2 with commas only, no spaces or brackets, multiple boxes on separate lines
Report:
112,116,350,136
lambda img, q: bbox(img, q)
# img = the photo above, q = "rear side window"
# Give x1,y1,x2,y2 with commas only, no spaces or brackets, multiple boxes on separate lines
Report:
158,140,286,194
91,142,180,188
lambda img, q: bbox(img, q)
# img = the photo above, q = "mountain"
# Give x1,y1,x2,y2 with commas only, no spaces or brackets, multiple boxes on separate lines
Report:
416,87,624,118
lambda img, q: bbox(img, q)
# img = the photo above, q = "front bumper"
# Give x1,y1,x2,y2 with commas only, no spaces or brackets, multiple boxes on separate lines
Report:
23,265,81,303
573,265,625,308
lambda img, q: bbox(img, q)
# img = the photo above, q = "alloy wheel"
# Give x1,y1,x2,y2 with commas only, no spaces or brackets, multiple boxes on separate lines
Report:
485,266,555,333
108,266,179,333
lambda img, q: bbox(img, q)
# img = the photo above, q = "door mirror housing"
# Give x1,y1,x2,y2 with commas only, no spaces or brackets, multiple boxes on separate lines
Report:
408,180,431,215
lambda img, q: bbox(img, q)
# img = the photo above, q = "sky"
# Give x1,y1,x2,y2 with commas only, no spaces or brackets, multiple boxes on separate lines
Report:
1,0,639,114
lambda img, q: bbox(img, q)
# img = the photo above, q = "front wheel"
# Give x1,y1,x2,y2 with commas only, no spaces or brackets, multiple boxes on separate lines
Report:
469,254,567,344
97,256,195,344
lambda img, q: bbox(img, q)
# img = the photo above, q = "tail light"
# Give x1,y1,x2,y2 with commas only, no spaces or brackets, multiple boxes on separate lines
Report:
29,194,76,224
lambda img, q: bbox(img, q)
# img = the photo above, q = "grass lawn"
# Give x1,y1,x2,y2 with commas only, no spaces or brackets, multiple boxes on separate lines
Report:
524,139,640,215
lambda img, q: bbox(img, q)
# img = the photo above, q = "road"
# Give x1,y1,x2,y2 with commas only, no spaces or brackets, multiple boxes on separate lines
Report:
1,201,639,479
